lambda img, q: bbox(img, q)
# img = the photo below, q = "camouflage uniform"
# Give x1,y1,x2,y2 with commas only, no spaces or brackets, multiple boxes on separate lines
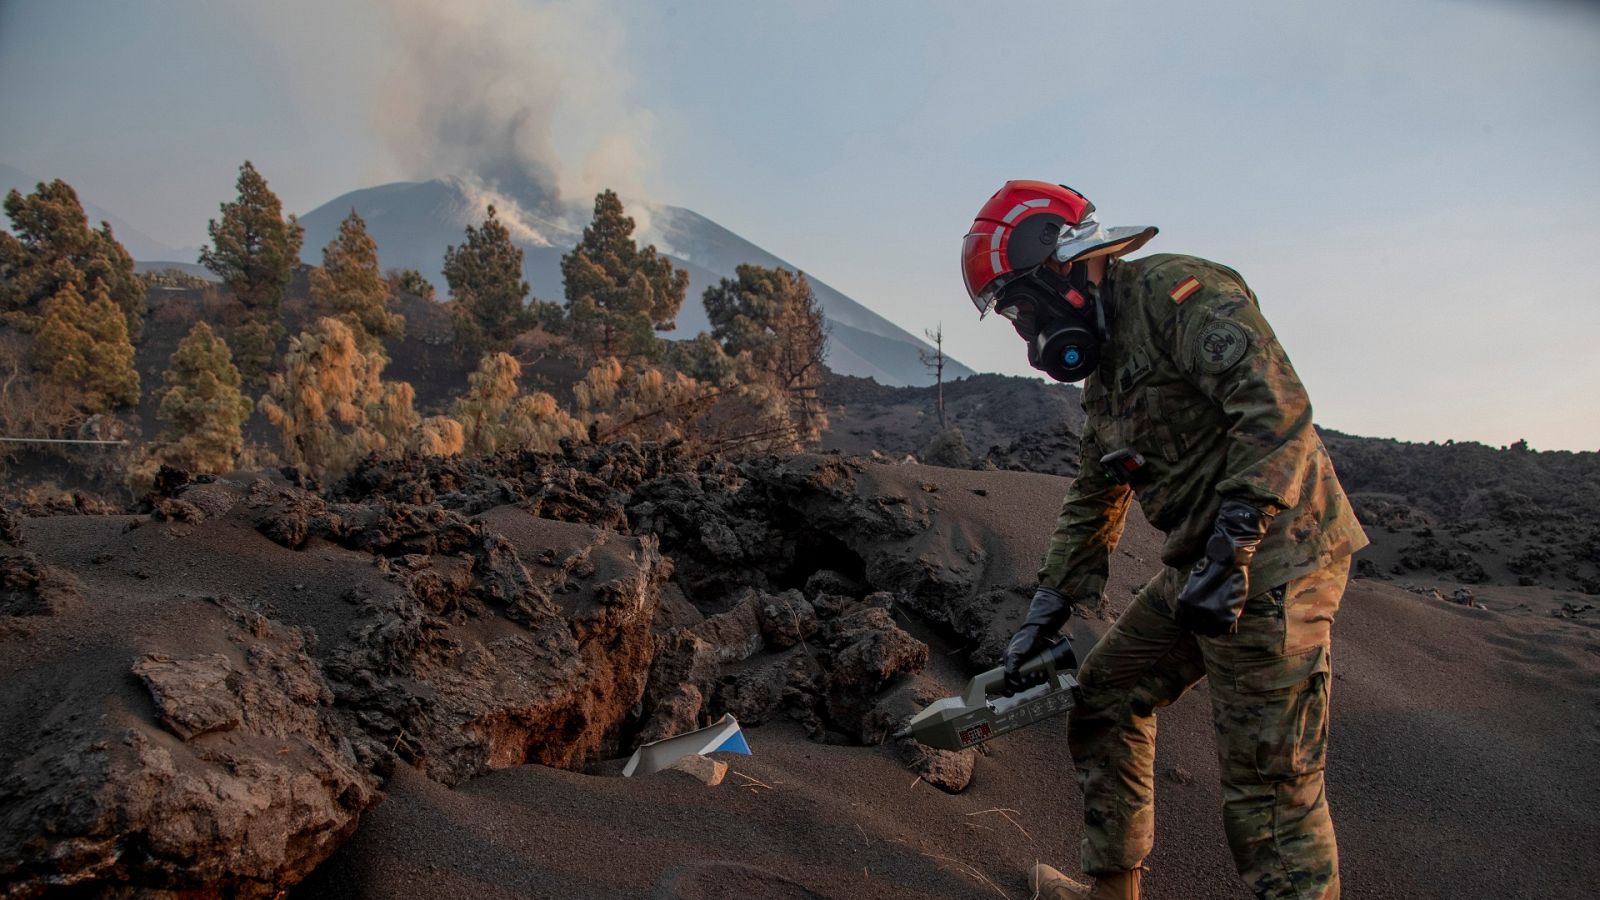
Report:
1037,253,1369,899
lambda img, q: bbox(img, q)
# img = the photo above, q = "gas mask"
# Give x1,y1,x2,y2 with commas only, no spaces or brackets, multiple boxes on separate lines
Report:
995,263,1106,383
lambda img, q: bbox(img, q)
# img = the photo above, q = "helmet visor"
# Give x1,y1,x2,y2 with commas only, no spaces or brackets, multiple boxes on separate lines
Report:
973,269,1030,319
962,231,1002,312
1053,213,1158,265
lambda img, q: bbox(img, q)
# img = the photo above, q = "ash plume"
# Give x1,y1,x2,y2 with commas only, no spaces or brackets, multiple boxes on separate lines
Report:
372,0,657,233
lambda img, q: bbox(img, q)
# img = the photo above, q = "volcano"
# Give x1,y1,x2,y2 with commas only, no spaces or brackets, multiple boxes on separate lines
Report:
297,178,974,388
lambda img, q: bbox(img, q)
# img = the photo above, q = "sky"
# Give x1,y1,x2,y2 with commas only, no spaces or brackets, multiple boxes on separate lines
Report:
2,0,1597,451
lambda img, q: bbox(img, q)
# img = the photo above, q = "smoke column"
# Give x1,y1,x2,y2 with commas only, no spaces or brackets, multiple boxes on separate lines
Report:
372,0,657,233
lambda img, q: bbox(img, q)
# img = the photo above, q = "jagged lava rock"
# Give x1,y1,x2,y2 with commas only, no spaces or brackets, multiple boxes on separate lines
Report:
0,469,673,895
0,594,375,897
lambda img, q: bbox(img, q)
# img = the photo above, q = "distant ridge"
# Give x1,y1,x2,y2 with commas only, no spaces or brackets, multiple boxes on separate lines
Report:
297,178,973,387
1,162,189,262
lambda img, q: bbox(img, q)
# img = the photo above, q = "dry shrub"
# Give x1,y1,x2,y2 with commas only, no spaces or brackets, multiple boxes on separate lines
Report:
0,331,86,476
575,356,799,457
414,416,465,457
453,352,583,454
259,317,422,479
235,441,281,471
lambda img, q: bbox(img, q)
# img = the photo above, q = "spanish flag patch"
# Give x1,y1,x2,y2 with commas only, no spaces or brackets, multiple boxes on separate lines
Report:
1169,275,1201,304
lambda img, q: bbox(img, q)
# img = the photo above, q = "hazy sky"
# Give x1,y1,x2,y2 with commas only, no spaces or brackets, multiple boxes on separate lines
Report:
2,0,1597,450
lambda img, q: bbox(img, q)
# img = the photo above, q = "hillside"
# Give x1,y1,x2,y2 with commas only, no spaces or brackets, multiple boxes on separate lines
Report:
819,374,1600,595
4,449,1595,898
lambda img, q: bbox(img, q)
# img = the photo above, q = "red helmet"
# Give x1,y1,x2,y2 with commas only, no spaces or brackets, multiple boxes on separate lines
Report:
961,181,1158,316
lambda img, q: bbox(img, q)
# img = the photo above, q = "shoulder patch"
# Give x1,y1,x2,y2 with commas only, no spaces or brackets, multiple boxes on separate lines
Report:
1169,275,1201,304
1196,319,1248,374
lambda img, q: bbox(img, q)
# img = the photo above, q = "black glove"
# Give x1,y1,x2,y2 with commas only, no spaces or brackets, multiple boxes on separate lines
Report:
1003,586,1073,695
1176,499,1276,637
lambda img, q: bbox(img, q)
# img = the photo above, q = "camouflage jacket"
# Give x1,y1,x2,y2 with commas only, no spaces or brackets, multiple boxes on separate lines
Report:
1038,253,1369,603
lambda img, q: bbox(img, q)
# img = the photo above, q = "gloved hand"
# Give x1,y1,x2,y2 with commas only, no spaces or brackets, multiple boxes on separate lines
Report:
1176,498,1276,637
1003,586,1073,695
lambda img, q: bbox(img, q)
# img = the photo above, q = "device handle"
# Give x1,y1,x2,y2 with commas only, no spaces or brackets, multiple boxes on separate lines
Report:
962,639,1079,707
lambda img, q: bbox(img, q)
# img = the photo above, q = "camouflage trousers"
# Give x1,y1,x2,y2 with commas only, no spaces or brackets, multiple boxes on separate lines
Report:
1067,558,1348,899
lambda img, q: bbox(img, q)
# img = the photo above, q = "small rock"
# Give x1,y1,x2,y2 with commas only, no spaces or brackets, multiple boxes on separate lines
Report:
805,569,864,599
697,519,742,559
860,591,896,611
1164,766,1193,785
755,590,817,649
715,649,821,726
810,593,852,619
821,608,929,743
131,653,242,740
692,594,765,663
151,498,204,524
895,736,975,793
176,482,243,520
664,754,727,786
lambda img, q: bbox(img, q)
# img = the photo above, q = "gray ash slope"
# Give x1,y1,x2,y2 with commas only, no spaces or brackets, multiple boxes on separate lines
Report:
309,450,1599,899
3,445,1596,898
296,178,973,388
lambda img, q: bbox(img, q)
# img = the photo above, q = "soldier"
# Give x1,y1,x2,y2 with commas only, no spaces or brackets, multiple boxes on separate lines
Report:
960,182,1368,900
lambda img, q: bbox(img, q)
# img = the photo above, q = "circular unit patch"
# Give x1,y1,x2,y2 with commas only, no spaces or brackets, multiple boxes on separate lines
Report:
1196,319,1249,374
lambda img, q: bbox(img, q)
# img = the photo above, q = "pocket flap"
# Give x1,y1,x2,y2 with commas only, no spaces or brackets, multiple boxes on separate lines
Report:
1232,644,1329,694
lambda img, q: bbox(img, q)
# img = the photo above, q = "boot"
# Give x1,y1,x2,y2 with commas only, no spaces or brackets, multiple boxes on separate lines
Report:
1028,864,1141,900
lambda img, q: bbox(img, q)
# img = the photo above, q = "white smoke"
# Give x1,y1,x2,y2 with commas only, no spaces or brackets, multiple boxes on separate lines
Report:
631,200,683,262
446,173,573,247
372,0,658,218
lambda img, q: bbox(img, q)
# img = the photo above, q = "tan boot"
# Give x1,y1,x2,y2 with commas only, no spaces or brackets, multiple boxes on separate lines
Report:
1029,863,1091,899
1027,864,1141,900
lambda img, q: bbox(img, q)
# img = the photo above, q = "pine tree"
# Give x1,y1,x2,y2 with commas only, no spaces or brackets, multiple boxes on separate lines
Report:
443,205,535,351
0,179,147,341
30,284,94,396
386,268,436,302
702,264,829,444
154,321,253,473
452,351,584,455
30,281,140,414
80,280,141,410
562,190,687,363
310,210,404,353
231,318,279,388
666,332,736,385
199,161,304,319
259,317,420,478
200,162,302,382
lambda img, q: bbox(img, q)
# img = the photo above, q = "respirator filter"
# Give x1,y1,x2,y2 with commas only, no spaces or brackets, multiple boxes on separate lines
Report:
996,270,1102,384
